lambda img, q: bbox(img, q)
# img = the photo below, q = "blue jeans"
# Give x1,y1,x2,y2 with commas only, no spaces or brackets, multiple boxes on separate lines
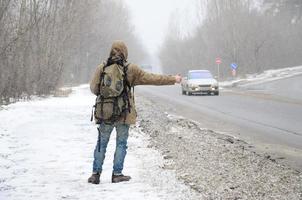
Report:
92,122,129,175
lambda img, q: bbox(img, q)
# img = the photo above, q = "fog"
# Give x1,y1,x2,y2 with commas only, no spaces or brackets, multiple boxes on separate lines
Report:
125,0,198,72
125,0,198,53
159,0,302,77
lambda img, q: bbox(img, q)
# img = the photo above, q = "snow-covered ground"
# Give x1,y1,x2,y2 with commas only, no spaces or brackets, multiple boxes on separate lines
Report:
0,86,198,200
220,65,302,88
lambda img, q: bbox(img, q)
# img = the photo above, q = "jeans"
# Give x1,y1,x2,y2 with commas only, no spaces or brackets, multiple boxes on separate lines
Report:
92,122,130,175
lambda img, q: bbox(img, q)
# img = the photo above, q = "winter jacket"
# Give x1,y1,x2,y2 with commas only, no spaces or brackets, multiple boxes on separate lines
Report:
90,41,176,124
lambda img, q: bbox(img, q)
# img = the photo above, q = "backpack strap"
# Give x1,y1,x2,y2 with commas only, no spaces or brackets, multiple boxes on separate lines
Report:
90,103,95,122
120,63,132,123
100,61,109,88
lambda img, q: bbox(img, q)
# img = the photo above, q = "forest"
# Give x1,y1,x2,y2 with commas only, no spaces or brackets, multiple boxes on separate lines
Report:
0,0,146,104
160,0,302,78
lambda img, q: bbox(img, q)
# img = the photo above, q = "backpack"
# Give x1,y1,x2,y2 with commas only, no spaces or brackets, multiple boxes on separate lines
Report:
91,62,131,124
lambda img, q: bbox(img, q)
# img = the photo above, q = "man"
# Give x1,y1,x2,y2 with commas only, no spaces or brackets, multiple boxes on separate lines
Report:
88,40,182,184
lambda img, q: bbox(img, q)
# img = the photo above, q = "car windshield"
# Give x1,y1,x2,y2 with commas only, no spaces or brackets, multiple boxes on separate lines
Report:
189,71,213,79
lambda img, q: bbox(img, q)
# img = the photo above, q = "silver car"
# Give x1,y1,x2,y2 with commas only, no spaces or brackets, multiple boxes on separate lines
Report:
181,70,219,95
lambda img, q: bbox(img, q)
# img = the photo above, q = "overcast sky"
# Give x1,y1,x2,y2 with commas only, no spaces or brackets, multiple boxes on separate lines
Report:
124,0,198,55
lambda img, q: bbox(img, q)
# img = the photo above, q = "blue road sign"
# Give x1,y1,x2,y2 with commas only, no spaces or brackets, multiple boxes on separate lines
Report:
231,63,238,70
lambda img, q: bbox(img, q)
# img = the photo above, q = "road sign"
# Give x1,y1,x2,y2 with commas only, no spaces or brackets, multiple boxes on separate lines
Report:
215,58,221,82
231,63,238,70
216,58,221,64
232,69,236,77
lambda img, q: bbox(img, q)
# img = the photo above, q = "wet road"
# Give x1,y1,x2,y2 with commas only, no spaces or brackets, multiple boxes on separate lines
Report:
136,75,302,170
239,74,302,101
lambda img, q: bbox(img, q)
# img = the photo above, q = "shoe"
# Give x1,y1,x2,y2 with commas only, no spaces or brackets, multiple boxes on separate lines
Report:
111,173,131,183
88,173,100,184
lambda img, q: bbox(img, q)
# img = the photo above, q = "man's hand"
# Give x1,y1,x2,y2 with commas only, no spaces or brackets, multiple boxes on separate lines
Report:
174,74,182,84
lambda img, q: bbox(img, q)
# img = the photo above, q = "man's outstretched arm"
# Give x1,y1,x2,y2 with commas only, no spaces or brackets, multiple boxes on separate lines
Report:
131,65,182,86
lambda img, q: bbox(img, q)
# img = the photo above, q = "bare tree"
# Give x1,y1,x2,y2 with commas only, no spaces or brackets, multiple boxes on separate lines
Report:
160,0,302,79
0,0,147,104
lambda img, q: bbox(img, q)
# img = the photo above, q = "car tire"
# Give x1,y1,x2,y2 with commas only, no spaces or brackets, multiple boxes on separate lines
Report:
215,91,219,96
182,89,186,95
187,91,192,96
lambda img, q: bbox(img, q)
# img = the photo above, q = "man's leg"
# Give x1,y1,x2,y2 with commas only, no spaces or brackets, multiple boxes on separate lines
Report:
112,123,131,183
88,123,114,184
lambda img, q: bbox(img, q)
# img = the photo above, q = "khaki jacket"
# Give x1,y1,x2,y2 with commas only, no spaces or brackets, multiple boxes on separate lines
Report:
90,63,176,124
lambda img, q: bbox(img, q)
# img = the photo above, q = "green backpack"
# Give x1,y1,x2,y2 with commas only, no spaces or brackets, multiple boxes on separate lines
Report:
92,62,131,124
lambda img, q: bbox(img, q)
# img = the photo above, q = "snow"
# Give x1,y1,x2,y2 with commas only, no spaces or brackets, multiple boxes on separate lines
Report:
0,86,197,200
220,65,302,88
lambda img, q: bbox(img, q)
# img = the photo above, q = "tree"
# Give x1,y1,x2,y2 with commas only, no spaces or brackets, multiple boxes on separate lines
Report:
0,0,146,104
160,0,302,79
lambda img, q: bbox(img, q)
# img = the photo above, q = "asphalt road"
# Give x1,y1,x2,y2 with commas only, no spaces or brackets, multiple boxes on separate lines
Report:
136,75,302,170
240,74,302,101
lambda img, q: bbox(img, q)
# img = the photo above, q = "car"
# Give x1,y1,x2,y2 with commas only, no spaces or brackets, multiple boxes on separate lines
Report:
181,70,219,95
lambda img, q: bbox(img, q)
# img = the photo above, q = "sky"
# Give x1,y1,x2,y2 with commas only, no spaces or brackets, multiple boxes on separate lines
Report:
124,0,199,54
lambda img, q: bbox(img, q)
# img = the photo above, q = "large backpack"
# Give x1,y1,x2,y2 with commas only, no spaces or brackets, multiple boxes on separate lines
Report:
91,62,131,124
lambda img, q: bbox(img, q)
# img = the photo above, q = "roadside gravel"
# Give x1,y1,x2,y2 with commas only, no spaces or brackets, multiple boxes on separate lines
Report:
134,95,302,200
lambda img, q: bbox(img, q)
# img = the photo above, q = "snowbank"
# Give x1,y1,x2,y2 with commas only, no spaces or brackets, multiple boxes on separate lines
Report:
0,85,198,200
220,65,302,88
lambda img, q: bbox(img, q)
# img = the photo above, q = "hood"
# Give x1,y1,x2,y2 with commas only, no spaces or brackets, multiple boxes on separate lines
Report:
109,40,128,62
188,78,218,85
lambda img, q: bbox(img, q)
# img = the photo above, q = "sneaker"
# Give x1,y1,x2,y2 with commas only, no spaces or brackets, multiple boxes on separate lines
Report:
111,174,131,183
88,173,100,184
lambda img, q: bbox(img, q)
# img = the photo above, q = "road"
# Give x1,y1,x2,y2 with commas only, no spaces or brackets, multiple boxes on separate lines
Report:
240,74,302,101
136,75,302,170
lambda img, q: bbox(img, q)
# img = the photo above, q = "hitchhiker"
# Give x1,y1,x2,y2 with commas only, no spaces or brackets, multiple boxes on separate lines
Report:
88,41,182,184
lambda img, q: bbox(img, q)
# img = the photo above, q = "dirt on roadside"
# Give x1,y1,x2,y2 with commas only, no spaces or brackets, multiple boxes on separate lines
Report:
134,95,302,200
